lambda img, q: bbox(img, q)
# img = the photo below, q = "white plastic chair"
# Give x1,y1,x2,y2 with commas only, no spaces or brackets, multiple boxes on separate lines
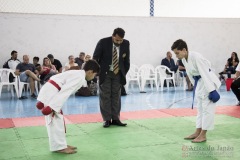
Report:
176,70,187,90
0,68,19,98
125,64,141,92
139,64,158,92
155,65,176,91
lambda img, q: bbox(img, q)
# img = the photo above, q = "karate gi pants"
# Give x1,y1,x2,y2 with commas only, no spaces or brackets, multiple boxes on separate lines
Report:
37,82,67,151
195,79,216,130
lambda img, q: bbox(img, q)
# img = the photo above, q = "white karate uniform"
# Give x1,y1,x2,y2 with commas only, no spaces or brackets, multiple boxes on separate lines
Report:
182,51,221,130
37,70,87,151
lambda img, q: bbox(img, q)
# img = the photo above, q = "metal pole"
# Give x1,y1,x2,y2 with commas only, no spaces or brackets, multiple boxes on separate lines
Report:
150,0,154,17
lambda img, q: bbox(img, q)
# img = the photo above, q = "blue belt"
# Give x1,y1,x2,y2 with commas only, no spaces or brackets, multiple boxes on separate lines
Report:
192,75,201,109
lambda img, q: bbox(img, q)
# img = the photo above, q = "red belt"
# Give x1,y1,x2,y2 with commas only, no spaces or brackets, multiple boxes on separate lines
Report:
48,80,61,91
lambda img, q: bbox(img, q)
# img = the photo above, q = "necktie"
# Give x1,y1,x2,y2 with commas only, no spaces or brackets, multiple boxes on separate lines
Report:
113,46,119,74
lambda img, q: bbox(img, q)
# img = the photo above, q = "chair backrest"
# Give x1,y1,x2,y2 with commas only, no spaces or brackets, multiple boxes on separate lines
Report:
127,64,139,79
139,64,155,78
155,65,168,78
0,68,16,84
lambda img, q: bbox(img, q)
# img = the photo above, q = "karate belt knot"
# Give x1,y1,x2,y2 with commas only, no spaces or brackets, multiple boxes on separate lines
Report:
192,75,201,109
47,80,66,133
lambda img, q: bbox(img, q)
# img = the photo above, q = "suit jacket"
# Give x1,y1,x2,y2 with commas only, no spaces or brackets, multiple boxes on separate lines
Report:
93,37,130,85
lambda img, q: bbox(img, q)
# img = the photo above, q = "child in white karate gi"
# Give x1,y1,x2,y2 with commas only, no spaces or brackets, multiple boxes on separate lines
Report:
36,60,100,153
171,39,221,143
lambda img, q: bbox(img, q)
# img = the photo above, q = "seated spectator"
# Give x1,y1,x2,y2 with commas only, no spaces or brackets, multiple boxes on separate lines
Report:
63,55,79,72
47,54,63,73
161,51,178,73
3,50,21,82
82,54,99,95
219,52,239,80
177,59,193,91
39,57,58,84
161,51,178,87
231,63,240,106
15,55,40,99
81,54,91,69
75,52,85,69
33,56,41,71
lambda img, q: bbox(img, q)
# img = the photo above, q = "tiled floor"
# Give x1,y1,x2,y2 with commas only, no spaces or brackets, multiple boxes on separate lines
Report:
0,84,240,160
0,84,237,118
0,115,240,160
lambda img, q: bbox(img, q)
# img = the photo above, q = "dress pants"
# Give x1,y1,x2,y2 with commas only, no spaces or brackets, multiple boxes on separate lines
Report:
99,71,121,121
231,78,240,101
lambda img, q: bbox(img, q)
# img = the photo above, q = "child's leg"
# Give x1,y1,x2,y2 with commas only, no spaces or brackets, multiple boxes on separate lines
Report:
184,97,203,140
184,128,202,139
46,113,68,152
192,97,216,143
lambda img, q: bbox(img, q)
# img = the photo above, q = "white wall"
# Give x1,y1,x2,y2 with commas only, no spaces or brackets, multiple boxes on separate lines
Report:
1,0,240,18
1,13,240,73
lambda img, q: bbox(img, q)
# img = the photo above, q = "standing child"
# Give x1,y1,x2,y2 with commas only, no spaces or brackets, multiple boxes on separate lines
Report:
171,39,221,143
36,60,100,153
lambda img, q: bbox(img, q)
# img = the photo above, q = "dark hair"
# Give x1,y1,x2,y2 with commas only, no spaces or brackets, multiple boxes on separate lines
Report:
11,50,17,56
68,55,74,60
112,28,125,38
33,56,39,61
83,59,100,73
232,52,239,62
47,54,54,59
171,39,188,51
79,52,85,56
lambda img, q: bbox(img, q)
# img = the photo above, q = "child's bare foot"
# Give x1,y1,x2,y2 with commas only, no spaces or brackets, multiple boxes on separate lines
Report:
67,145,77,150
184,133,199,140
192,136,207,143
56,148,77,154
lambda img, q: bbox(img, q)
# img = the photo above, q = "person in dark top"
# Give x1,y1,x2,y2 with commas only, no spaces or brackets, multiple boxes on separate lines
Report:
33,56,41,71
161,51,178,73
3,50,21,70
219,52,239,79
3,50,21,82
15,55,40,99
47,54,63,73
75,52,85,69
93,28,130,128
161,51,178,87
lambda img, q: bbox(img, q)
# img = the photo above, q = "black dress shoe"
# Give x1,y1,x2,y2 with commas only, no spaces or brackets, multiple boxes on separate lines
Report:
121,92,127,96
103,120,111,128
19,96,28,100
111,120,127,126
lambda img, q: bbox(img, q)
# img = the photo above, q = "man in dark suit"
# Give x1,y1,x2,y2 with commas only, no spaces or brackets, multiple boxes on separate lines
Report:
93,28,130,128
